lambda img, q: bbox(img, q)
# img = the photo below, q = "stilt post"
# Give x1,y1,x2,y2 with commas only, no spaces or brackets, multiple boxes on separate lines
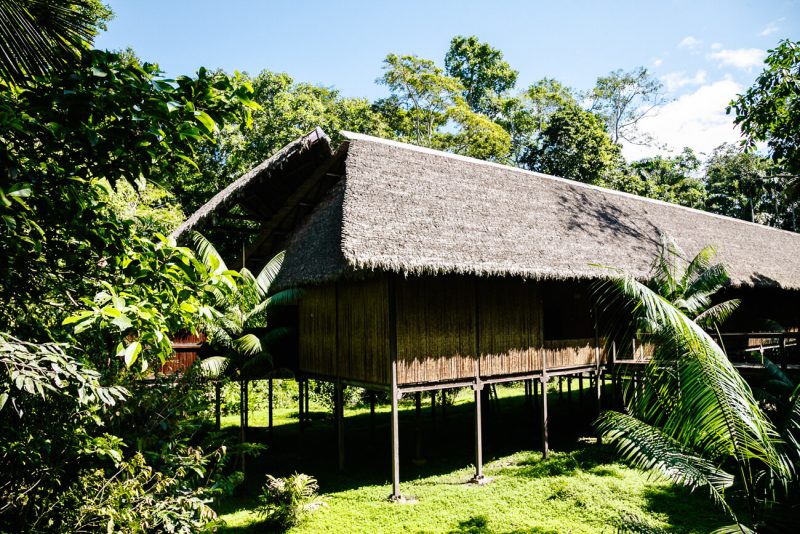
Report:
268,378,274,433
472,382,485,482
336,380,345,472
214,382,221,431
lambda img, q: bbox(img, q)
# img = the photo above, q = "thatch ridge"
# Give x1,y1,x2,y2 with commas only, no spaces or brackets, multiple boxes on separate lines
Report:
170,127,331,241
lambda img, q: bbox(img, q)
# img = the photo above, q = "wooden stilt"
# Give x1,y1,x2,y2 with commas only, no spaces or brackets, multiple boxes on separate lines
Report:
298,378,305,430
567,374,572,401
390,382,401,500
441,389,447,420
472,383,485,482
369,391,376,442
268,378,273,433
579,374,584,404
430,390,437,427
413,392,425,464
214,382,221,431
305,379,310,417
540,375,549,459
558,376,563,401
336,380,345,472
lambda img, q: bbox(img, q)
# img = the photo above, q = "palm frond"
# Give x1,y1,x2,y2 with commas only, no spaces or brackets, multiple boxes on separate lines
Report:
191,231,229,273
694,299,741,328
606,273,787,476
682,244,717,287
232,333,262,357
0,0,96,86
255,250,285,298
597,411,736,515
199,356,230,378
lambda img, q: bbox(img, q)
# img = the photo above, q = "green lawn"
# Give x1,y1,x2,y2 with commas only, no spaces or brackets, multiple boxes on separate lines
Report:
211,382,728,533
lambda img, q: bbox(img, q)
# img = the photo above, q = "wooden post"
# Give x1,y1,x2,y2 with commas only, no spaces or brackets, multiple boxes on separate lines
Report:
472,383,485,482
390,382,401,500
336,380,345,472
268,378,273,433
388,277,401,501
298,378,305,430
431,390,437,427
541,351,549,459
441,389,447,420
305,379,310,416
413,392,425,464
567,374,572,401
594,309,603,445
540,375,549,459
369,391,376,442
214,382,221,431
780,336,787,371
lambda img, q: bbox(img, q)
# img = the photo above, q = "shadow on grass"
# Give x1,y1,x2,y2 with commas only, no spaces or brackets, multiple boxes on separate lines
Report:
218,385,610,496
449,514,560,534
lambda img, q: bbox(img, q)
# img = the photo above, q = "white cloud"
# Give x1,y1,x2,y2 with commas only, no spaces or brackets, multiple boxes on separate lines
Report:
678,36,703,52
709,47,766,70
653,58,663,67
760,17,784,36
661,69,707,92
711,42,723,50
621,79,743,161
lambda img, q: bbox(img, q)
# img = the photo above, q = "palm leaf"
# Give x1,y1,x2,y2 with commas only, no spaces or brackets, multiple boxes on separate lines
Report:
0,0,96,86
199,356,230,378
695,299,741,328
191,231,229,273
605,273,787,476
255,250,285,298
597,411,736,515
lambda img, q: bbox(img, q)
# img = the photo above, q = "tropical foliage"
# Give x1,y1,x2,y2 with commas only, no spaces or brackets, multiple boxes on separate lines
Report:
191,232,300,379
594,252,797,531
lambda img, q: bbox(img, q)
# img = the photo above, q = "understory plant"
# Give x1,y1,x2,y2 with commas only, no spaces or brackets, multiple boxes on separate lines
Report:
257,472,325,529
594,258,798,531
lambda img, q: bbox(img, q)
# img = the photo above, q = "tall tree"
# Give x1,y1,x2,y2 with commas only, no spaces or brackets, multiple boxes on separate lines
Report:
626,148,706,209
444,35,518,116
729,39,800,198
522,104,623,184
378,53,462,147
495,78,577,166
173,70,389,213
589,66,665,145
704,143,793,229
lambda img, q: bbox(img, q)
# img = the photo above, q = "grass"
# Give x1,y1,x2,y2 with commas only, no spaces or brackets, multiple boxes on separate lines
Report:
210,381,729,533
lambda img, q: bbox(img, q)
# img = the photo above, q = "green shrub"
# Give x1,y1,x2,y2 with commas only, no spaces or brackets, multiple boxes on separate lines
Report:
257,473,324,528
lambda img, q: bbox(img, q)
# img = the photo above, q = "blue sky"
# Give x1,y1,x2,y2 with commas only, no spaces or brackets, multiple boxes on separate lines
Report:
97,0,799,160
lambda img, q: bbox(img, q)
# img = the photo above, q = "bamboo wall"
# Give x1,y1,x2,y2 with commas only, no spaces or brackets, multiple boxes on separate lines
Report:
395,275,477,384
298,275,605,387
298,278,391,385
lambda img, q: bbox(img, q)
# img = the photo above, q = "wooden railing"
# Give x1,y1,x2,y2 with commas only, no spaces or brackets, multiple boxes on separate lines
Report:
616,332,800,370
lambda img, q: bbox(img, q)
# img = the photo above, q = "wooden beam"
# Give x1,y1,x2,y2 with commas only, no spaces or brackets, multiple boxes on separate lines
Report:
237,152,342,269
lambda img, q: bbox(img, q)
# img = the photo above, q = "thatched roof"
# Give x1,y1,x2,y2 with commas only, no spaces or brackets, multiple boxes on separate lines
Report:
172,127,333,240
180,129,800,291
